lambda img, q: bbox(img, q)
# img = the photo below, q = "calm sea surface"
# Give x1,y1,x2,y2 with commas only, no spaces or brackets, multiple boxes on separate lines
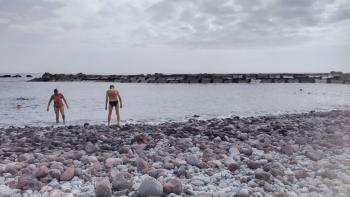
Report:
1,74,350,127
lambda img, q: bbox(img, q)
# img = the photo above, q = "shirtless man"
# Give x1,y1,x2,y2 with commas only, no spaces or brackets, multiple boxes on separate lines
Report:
105,85,123,126
47,89,69,124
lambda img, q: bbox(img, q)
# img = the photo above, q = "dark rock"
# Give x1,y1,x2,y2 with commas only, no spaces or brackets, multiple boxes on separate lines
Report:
111,172,133,191
34,166,49,178
136,158,148,173
64,151,84,160
255,170,271,181
295,137,307,145
294,170,309,179
238,146,253,156
278,129,288,136
280,144,293,155
234,191,250,197
238,133,249,141
4,165,19,175
247,160,262,169
163,178,182,194
95,179,112,197
228,162,240,172
85,142,96,153
18,153,34,162
270,166,285,177
132,134,150,144
148,169,167,179
118,146,130,154
17,174,42,191
186,155,205,168
176,165,188,178
49,169,61,180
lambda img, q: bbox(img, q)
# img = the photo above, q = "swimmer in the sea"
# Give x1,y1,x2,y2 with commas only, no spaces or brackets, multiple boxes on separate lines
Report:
16,104,27,110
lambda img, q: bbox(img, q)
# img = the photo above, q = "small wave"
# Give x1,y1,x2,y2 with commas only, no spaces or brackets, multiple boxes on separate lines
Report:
16,97,33,101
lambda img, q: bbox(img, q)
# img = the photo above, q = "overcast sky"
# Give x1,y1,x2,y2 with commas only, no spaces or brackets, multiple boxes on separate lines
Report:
0,0,349,74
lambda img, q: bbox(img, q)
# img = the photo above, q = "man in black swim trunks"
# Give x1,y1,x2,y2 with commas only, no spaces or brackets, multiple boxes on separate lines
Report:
105,85,123,126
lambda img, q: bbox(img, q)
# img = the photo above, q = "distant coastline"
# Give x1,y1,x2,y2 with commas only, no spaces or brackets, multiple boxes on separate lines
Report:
28,72,350,84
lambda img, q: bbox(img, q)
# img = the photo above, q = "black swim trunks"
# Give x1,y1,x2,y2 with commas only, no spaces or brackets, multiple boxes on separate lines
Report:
109,101,118,107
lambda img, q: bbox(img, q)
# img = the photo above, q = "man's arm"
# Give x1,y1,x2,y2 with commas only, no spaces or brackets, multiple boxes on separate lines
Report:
47,96,53,111
118,92,123,108
62,94,69,109
105,91,108,110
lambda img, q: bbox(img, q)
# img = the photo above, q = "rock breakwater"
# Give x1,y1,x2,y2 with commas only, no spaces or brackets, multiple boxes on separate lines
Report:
1,110,350,196
29,72,350,84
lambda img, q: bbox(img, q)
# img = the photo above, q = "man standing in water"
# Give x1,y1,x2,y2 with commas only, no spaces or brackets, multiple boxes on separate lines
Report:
106,85,123,126
47,89,69,124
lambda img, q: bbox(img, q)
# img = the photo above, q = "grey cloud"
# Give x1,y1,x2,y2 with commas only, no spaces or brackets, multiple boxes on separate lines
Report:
0,0,63,23
329,1,350,23
145,0,349,48
335,8,350,21
0,0,349,73
0,0,349,49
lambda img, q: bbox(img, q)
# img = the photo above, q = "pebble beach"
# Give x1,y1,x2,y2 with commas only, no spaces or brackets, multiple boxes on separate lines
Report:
1,110,350,197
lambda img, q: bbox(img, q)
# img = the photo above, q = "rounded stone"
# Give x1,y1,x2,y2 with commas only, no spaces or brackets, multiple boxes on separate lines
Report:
228,162,240,172
163,178,182,194
95,179,112,197
60,167,75,181
35,165,49,178
138,176,163,197
136,158,148,173
111,172,133,191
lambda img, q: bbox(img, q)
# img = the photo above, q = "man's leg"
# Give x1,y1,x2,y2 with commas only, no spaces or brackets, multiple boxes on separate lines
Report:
116,105,120,126
60,106,65,124
108,105,113,126
54,107,59,123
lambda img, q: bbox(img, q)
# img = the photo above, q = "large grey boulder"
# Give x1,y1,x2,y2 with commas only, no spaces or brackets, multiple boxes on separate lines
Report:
138,175,163,197
111,172,133,191
95,179,112,197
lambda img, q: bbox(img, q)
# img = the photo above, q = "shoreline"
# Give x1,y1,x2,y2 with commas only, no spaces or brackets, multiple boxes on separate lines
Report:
3,108,349,129
1,110,350,196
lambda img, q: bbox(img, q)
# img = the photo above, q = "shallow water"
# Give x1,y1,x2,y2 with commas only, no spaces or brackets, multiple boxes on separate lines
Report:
1,74,350,127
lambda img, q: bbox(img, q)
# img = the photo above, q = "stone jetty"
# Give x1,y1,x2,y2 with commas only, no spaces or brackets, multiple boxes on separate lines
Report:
29,72,350,84
1,110,350,196
0,74,33,78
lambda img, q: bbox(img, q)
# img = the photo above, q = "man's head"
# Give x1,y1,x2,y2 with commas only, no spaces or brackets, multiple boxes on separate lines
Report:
54,89,58,94
110,85,115,89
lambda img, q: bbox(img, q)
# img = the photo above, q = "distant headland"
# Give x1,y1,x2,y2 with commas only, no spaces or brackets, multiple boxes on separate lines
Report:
29,72,350,84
